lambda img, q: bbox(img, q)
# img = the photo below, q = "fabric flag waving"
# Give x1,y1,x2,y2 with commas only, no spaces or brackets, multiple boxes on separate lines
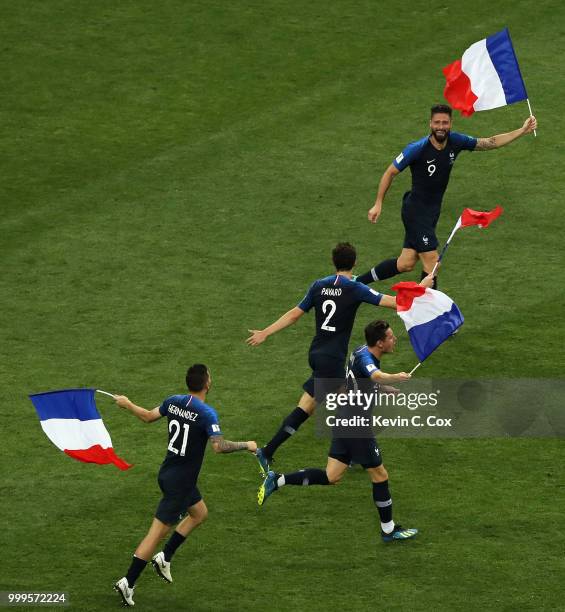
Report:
432,205,503,275
392,283,464,362
29,388,132,470
443,28,528,117
460,205,503,228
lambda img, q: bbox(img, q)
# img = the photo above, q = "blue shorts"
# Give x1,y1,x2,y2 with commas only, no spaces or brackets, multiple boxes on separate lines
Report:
328,436,383,469
401,191,440,253
302,352,345,402
155,470,202,525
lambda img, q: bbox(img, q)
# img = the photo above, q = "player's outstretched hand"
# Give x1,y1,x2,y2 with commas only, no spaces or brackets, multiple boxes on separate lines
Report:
114,395,131,409
395,372,411,382
368,204,382,223
247,329,267,346
419,273,435,288
522,115,537,134
246,441,258,453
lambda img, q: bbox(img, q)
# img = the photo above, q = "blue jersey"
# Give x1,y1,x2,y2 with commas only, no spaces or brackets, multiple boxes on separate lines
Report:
298,275,383,364
346,344,381,391
158,394,222,482
392,132,477,211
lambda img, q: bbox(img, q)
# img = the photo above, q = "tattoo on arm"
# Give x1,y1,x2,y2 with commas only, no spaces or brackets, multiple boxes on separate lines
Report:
211,436,248,453
475,137,497,151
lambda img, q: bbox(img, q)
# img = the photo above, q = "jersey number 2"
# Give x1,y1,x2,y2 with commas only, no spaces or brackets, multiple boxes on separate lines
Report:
168,419,190,456
321,299,336,332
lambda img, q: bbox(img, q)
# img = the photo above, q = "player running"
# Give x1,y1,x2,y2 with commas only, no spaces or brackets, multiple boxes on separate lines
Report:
356,104,537,288
247,242,433,476
258,319,417,543
113,364,256,607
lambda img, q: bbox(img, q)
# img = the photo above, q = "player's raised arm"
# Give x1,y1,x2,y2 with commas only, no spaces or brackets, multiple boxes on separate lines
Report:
368,164,400,223
247,306,305,346
209,436,257,454
114,395,162,423
475,115,537,150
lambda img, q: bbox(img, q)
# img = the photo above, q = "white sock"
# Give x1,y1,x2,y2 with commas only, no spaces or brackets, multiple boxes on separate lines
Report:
277,475,286,488
381,520,395,534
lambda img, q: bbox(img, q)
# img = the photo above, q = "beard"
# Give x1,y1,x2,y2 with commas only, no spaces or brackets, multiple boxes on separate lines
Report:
431,128,450,143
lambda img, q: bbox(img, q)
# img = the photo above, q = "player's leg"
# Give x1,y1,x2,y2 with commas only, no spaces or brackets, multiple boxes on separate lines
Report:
356,193,419,284
257,354,345,473
418,250,439,289
356,247,418,284
258,457,348,505
415,220,439,288
278,456,347,487
175,499,208,538
256,391,316,474
153,496,207,583
134,517,171,560
366,464,418,542
115,516,171,604
366,464,394,533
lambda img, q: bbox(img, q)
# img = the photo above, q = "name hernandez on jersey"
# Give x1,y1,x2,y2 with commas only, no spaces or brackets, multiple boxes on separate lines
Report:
158,394,222,477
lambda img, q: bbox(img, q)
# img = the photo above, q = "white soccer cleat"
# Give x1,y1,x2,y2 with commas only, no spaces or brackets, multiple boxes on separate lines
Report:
114,577,135,607
152,551,173,583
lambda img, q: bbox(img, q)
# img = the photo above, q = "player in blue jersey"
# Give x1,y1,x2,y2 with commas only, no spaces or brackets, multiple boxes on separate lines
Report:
357,104,537,287
113,364,256,607
247,242,433,475
258,320,417,542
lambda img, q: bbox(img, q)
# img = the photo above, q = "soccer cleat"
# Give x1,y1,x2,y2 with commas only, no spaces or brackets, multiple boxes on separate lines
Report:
255,448,272,477
381,524,418,542
152,551,173,583
258,470,278,506
114,577,135,607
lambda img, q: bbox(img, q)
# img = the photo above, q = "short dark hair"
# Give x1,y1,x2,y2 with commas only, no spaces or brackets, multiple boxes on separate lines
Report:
332,242,356,271
185,364,209,392
364,320,390,347
430,104,452,118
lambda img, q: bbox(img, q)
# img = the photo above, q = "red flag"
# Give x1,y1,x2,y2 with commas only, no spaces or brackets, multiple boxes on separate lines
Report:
391,281,426,312
443,60,477,117
460,205,503,228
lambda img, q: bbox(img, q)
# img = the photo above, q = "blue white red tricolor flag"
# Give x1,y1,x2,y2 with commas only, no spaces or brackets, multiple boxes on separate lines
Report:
443,28,528,117
392,283,464,362
29,388,132,470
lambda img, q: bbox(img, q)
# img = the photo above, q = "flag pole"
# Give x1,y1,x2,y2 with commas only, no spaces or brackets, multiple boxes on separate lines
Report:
96,389,116,399
409,362,422,375
526,98,537,137
431,218,462,275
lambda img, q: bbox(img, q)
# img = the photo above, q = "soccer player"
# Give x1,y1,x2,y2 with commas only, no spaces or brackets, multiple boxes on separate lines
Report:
356,104,537,287
258,319,417,542
113,364,256,607
247,242,433,475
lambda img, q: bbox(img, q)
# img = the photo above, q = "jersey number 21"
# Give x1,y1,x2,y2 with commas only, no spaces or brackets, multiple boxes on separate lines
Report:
168,419,189,456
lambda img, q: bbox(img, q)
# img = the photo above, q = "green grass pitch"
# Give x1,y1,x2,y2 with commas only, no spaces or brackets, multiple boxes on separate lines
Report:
2,1,565,610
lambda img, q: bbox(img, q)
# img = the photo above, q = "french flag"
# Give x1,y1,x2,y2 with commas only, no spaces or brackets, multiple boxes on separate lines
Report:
392,283,464,362
30,388,132,470
443,28,528,117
